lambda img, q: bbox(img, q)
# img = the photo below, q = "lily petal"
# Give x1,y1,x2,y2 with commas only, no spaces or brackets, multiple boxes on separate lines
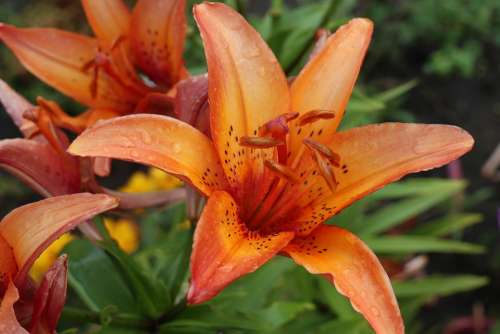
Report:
194,3,290,195
0,79,37,137
0,24,139,110
68,114,227,196
0,193,119,286
30,255,67,334
290,123,474,235
175,74,210,136
283,225,404,334
0,234,17,293
288,18,373,163
130,0,187,87
0,139,80,197
188,191,294,304
81,0,130,48
0,281,29,334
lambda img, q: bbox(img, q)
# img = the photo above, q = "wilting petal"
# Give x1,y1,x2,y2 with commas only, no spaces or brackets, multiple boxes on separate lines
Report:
0,79,37,137
283,225,404,334
130,0,187,87
30,255,67,334
81,0,130,48
0,24,140,110
68,114,227,196
289,123,474,235
0,139,80,197
188,191,294,304
0,193,119,286
0,281,29,334
288,18,373,163
194,3,290,196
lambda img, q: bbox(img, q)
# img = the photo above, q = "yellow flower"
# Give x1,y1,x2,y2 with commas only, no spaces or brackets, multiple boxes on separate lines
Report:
104,218,140,254
120,168,182,193
29,233,74,283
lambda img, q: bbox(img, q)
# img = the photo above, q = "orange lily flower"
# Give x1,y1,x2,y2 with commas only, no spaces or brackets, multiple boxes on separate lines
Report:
0,193,119,333
67,3,474,333
0,0,187,134
0,79,186,209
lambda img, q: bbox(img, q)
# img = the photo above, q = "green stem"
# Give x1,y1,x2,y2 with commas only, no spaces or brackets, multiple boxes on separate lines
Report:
61,307,153,330
284,0,339,74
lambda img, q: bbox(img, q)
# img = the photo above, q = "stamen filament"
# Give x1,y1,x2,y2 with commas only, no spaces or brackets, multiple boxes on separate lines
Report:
264,159,300,183
311,150,338,192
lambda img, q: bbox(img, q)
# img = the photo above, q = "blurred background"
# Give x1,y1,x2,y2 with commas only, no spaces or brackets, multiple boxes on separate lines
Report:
0,1,499,333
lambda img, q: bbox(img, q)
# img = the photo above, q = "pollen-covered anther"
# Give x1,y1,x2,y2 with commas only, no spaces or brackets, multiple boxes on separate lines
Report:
264,159,300,183
298,109,336,126
303,138,341,167
239,136,284,148
312,150,338,192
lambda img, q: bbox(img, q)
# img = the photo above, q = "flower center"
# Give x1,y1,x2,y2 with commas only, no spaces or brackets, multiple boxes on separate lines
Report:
239,110,341,232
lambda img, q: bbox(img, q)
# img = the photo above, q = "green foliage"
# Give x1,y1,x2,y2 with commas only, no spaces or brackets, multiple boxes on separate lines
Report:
59,176,486,333
363,0,500,78
0,0,491,333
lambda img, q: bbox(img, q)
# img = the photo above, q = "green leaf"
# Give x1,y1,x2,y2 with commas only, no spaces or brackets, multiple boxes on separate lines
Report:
358,192,462,236
410,213,482,236
94,219,170,318
210,257,295,311
135,222,192,305
393,275,489,298
316,318,371,334
254,301,315,329
278,27,315,70
317,279,357,319
369,178,466,200
159,305,262,332
140,203,186,247
376,79,418,103
365,236,484,254
63,239,138,313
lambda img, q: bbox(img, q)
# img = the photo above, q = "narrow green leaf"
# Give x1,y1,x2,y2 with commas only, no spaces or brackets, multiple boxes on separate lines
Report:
278,27,315,70
317,279,357,319
254,302,315,328
316,318,370,334
210,257,295,311
369,178,465,200
411,213,482,236
376,79,418,103
135,223,193,304
94,219,170,318
365,236,484,254
393,275,489,298
359,193,459,235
